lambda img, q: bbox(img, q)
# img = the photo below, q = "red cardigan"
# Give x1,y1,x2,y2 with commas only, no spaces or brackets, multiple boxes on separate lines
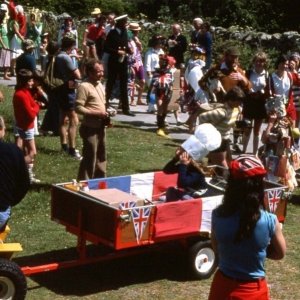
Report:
13,88,40,130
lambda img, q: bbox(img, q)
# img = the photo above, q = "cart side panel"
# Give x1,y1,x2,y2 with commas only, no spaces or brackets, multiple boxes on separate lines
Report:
153,199,203,240
115,205,156,250
51,186,117,245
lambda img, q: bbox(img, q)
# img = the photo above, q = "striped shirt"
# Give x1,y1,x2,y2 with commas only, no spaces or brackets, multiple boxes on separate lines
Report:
199,103,240,139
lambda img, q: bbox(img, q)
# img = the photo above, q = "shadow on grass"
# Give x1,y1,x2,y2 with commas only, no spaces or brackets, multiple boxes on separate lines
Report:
15,243,190,297
290,194,300,205
29,182,52,192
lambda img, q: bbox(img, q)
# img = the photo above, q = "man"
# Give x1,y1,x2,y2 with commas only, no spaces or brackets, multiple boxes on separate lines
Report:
104,14,135,116
53,34,82,159
16,39,36,74
199,46,251,102
75,59,109,180
167,24,187,69
199,46,252,154
190,17,203,46
0,116,30,232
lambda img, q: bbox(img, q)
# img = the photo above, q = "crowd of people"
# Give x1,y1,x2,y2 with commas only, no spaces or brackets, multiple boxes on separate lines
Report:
0,1,299,185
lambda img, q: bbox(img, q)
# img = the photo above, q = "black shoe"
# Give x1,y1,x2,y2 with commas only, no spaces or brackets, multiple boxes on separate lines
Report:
232,144,243,154
123,111,135,116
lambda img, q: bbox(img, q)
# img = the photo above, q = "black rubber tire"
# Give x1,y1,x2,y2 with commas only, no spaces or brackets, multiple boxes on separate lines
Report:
188,240,217,280
0,258,27,300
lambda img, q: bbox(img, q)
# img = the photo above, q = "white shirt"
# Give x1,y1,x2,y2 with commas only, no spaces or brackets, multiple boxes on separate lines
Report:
249,69,268,93
144,48,164,73
271,71,291,98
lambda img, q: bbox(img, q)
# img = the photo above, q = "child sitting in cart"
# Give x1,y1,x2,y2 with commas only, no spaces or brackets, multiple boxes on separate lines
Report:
162,123,222,202
163,146,208,201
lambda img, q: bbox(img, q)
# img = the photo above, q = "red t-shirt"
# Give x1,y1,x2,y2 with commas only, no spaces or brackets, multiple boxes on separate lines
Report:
86,24,105,42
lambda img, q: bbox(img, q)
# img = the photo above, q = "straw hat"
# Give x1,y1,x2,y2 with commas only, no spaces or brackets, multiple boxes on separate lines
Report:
129,23,141,31
91,8,101,15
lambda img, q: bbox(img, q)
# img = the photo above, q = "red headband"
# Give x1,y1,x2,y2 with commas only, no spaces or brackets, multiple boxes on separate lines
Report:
230,155,267,179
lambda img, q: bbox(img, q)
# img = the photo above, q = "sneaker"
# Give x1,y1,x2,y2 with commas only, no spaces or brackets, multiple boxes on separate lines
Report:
68,149,82,160
156,129,170,138
147,103,157,113
61,144,69,153
30,176,41,184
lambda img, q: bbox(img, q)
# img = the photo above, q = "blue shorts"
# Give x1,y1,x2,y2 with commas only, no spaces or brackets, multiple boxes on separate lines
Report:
16,127,35,140
56,85,76,111
0,207,11,231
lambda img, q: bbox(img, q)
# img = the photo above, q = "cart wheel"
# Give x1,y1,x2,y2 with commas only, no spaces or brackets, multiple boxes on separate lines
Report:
0,258,27,300
188,240,217,280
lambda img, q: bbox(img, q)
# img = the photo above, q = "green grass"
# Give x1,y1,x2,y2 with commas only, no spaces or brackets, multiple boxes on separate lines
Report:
1,85,300,299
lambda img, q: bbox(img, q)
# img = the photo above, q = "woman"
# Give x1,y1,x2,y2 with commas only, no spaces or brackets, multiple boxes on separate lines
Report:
8,4,26,76
0,7,11,80
198,21,212,70
268,54,296,126
209,155,286,300
57,16,79,68
128,22,145,106
199,86,244,169
26,9,43,61
242,51,269,155
289,53,300,129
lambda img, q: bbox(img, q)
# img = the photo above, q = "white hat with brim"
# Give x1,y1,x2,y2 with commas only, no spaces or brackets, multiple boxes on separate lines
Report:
115,14,128,22
181,135,208,161
91,8,101,15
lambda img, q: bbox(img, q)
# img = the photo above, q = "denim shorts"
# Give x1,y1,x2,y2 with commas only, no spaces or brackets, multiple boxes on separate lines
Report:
16,127,35,140
0,206,11,230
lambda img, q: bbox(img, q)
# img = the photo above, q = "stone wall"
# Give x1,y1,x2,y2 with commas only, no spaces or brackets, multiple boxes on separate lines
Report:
213,26,300,52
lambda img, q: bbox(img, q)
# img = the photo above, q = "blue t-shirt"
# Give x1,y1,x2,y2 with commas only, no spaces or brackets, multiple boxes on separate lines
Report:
212,209,276,280
54,51,76,82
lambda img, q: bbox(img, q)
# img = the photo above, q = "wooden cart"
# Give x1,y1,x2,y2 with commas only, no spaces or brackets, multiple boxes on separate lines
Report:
0,170,288,299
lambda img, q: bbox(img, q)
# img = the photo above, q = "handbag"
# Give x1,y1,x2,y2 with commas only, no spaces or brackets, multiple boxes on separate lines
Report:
44,56,64,90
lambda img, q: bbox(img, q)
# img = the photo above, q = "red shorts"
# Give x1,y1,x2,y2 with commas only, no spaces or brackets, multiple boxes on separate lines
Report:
208,269,270,300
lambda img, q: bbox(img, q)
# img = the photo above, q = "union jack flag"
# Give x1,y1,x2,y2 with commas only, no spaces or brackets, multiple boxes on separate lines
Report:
118,201,136,210
266,189,283,213
132,207,151,242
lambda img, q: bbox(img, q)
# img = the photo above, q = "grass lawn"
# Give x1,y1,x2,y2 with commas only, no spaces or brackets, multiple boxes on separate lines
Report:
0,85,299,299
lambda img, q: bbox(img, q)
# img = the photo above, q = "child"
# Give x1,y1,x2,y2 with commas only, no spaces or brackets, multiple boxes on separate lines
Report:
163,146,208,201
150,54,175,138
13,69,40,183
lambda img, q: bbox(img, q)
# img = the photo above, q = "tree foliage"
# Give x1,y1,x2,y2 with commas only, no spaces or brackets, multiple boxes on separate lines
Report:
16,0,298,33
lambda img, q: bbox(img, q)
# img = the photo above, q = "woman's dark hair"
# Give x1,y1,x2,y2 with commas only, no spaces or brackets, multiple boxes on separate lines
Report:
16,69,33,88
275,54,289,69
224,86,246,102
215,175,266,242
201,21,211,31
